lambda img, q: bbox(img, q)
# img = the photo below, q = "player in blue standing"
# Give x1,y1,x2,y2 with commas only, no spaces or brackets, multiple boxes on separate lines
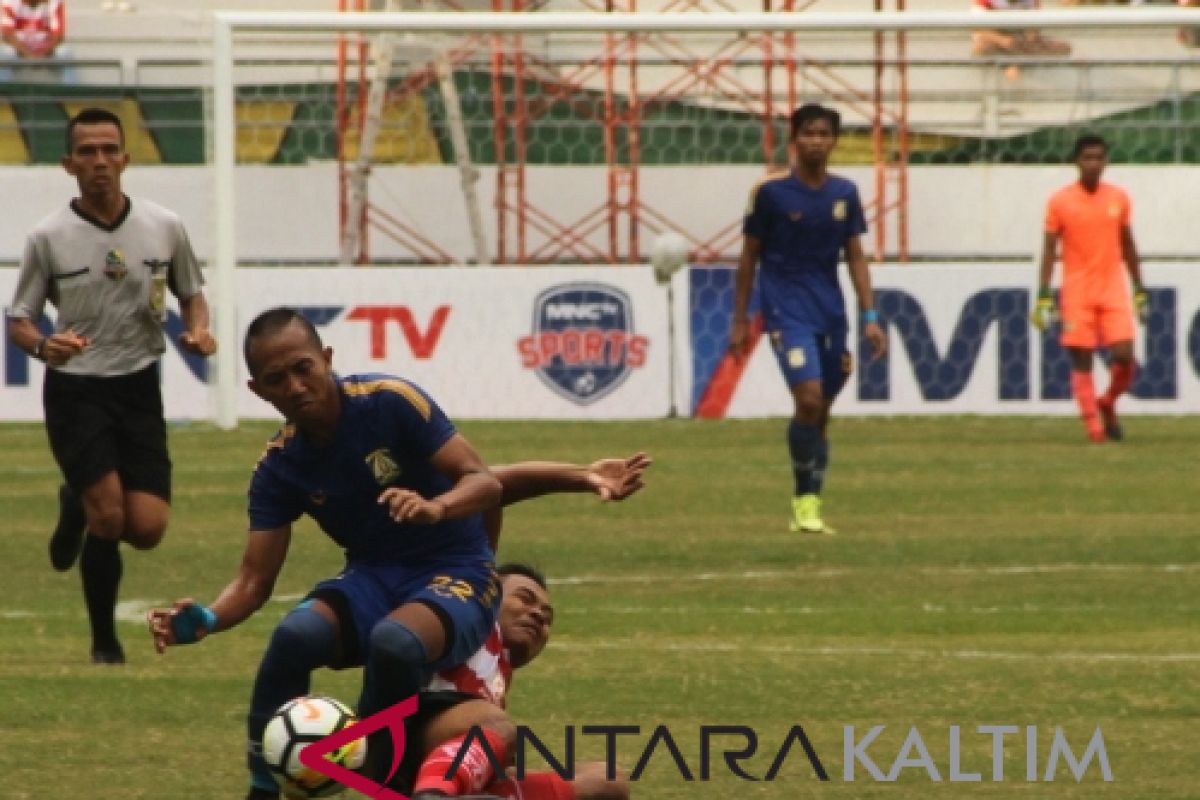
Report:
728,103,887,535
146,307,503,800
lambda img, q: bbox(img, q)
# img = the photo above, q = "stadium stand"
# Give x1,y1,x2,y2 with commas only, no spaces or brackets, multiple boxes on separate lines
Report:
0,0,1194,166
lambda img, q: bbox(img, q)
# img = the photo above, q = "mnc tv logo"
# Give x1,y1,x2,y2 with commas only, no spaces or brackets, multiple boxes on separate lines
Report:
517,283,648,405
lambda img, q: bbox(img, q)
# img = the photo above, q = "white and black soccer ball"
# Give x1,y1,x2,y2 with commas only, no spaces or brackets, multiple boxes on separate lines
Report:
262,695,367,799
573,371,597,396
649,232,690,282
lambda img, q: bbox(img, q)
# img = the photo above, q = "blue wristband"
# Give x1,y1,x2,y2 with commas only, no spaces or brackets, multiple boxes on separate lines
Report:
861,309,879,324
171,604,218,644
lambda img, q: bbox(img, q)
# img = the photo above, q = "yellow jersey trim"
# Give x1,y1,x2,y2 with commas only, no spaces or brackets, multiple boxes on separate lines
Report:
343,379,432,422
745,168,791,215
256,423,296,466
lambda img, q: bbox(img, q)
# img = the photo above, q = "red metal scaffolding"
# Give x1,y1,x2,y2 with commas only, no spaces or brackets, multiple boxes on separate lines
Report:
336,2,911,263
873,0,909,260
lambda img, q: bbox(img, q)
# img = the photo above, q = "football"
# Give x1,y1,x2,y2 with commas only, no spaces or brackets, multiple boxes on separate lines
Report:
262,695,367,798
649,232,690,282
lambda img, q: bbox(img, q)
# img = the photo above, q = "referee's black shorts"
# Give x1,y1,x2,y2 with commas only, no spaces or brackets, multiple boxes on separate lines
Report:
42,362,172,501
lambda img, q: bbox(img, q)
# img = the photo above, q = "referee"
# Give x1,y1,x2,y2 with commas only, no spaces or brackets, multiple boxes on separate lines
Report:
6,108,216,664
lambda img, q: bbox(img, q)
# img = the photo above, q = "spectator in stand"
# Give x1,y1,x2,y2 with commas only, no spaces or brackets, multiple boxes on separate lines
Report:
1,0,73,82
971,0,1072,69
1179,0,1200,48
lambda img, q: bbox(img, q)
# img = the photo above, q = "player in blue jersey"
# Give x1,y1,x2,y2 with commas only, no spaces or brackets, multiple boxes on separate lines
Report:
146,307,504,800
729,103,887,535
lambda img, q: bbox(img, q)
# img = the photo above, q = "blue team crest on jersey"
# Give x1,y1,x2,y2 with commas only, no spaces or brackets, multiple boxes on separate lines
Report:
518,283,649,406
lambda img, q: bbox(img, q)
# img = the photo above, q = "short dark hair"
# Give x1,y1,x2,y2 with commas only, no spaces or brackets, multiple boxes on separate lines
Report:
498,562,548,590
243,307,324,376
1071,133,1107,160
790,103,841,139
66,108,125,155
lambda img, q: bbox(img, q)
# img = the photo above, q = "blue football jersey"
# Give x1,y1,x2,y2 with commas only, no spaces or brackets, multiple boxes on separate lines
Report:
743,172,867,333
247,374,491,564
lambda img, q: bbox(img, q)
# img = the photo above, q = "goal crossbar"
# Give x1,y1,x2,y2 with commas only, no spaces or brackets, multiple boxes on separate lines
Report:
215,9,1200,35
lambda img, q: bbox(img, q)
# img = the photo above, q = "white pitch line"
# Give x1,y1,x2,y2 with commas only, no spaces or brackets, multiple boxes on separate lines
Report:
549,639,1200,663
548,563,1200,586
90,599,1196,624
0,463,257,476
112,592,308,624
20,600,1197,664
114,599,158,624
941,563,1200,575
33,564,1200,624
550,569,850,585
558,603,1200,615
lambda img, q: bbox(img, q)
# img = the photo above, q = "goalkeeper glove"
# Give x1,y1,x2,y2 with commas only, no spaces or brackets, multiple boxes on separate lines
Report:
170,603,218,644
1134,285,1149,326
1030,288,1057,332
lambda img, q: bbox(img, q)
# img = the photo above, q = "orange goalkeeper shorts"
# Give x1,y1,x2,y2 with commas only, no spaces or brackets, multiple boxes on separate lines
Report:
1059,289,1135,349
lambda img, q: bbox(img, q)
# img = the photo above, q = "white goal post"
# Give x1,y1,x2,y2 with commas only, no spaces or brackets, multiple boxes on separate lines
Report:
210,8,1196,429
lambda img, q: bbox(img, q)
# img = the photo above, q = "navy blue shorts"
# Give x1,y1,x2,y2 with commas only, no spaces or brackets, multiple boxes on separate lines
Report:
310,556,499,670
767,325,853,399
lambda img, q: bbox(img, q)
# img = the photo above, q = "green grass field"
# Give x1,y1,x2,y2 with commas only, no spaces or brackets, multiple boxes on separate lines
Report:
1,417,1197,799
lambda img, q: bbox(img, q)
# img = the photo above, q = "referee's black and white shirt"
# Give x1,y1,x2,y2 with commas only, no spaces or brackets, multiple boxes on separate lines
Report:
8,196,206,377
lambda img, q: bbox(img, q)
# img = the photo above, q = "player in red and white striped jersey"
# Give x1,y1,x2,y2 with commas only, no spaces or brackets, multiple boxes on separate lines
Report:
426,619,513,709
407,455,650,800
414,564,626,800
427,453,650,712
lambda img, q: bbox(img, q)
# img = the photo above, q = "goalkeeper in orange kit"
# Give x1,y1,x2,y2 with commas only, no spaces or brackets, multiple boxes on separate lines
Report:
1032,134,1147,443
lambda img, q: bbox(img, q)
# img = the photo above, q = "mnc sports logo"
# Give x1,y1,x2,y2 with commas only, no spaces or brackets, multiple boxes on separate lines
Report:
517,283,649,405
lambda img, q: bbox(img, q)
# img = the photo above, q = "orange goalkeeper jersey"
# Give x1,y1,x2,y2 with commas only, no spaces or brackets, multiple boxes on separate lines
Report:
1044,181,1131,304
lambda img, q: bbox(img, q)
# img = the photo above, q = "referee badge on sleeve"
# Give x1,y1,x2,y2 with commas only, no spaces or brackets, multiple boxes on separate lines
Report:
832,200,847,221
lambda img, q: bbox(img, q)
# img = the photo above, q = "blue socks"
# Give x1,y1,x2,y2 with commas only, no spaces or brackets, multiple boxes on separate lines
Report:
357,619,430,788
812,437,830,495
787,420,820,496
247,602,339,791
358,618,428,719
